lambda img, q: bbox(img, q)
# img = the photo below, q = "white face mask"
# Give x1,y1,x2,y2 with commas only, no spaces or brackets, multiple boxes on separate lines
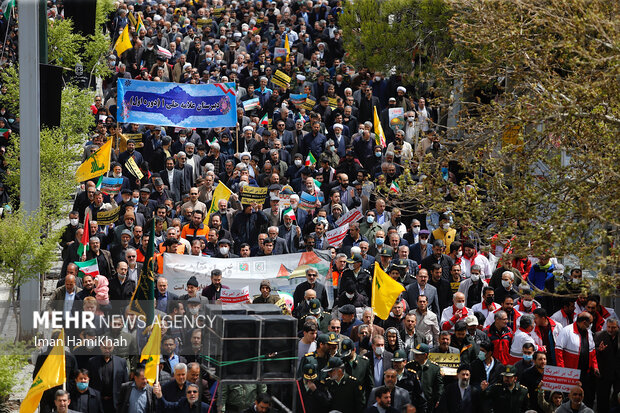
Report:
345,292,355,299
219,247,229,255
374,346,384,356
294,159,302,167
457,251,463,258
523,300,533,308
442,223,451,231
366,216,375,224
70,218,79,226
501,280,511,289
420,239,428,246
412,227,420,235
470,273,480,282
455,302,465,310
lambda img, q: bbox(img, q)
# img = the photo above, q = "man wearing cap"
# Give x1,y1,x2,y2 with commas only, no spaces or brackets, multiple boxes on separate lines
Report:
293,268,330,313
339,304,363,337
339,252,372,300
439,364,481,413
450,321,479,365
299,334,338,381
340,338,373,405
408,343,444,411
391,349,427,413
301,299,332,333
374,245,395,273
465,314,490,348
178,276,208,309
252,280,279,304
480,365,529,413
296,364,332,413
110,229,133,267
323,356,364,413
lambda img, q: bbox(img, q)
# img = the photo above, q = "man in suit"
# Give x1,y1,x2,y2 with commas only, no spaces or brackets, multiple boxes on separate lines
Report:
369,335,393,386
470,340,505,389
87,337,129,412
439,364,480,413
159,157,186,203
155,276,179,314
410,229,433,264
161,363,189,402
594,317,620,413
421,239,454,282
267,225,290,255
118,367,155,413
153,382,209,412
405,268,440,315
46,274,82,312
365,385,400,413
69,368,104,413
293,268,330,313
368,369,411,410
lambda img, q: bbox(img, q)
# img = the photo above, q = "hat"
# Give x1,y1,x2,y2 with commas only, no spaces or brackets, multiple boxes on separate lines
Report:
397,86,406,94
139,187,151,193
217,238,232,246
321,356,344,372
380,246,394,257
187,296,201,305
153,177,164,186
465,314,478,326
411,343,430,354
339,304,356,315
154,14,162,21
392,349,408,362
389,97,396,103
296,74,306,81
339,338,354,357
121,229,133,237
347,252,363,264
333,123,343,130
419,229,430,237
268,183,283,191
243,126,253,132
260,279,271,289
317,333,337,345
454,320,467,332
302,364,318,380
393,259,408,269
120,188,131,195
502,365,517,376
308,298,322,315
187,276,199,287
153,126,162,131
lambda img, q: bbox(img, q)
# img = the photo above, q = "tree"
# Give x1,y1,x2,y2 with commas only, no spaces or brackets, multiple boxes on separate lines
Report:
342,0,620,297
0,209,61,342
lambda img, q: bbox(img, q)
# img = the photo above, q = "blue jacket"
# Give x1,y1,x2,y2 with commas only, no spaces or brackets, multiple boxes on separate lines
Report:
527,263,555,290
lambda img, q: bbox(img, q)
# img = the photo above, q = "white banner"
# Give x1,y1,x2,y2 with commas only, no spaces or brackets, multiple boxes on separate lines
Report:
326,223,349,248
541,366,581,392
162,251,332,298
221,286,250,303
335,207,363,227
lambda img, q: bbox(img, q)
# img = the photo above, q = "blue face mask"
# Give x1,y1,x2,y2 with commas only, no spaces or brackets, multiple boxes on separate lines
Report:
366,216,375,224
523,354,533,362
132,197,139,204
76,382,89,391
375,237,384,246
375,152,382,158
478,351,486,361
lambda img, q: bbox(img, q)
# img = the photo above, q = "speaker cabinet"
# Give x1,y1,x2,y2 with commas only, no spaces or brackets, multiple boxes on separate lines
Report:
258,315,298,379
40,64,63,128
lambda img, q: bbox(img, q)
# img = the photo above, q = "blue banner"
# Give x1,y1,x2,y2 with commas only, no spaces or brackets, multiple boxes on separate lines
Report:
117,79,237,128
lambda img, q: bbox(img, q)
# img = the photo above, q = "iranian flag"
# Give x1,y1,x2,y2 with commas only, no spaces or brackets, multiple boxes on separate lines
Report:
74,258,100,278
389,181,400,193
282,207,296,221
305,152,316,166
259,113,269,126
77,213,90,256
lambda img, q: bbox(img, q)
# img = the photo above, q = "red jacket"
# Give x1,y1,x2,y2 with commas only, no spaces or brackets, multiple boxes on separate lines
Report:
485,323,514,366
555,322,598,372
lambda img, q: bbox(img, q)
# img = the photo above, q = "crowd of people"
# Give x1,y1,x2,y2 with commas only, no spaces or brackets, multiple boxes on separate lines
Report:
1,1,619,413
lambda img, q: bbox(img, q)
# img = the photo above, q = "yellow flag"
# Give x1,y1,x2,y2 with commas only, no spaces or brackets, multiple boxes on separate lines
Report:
371,265,405,320
140,318,162,385
373,106,386,148
20,330,66,413
115,25,133,56
136,14,146,33
75,138,113,182
284,34,291,62
204,182,232,225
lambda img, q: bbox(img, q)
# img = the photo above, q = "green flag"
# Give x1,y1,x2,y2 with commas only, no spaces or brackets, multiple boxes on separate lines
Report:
128,220,156,324
1,0,14,20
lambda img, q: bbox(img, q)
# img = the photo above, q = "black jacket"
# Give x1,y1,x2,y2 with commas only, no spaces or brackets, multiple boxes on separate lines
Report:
87,355,129,410
118,382,155,413
69,387,105,413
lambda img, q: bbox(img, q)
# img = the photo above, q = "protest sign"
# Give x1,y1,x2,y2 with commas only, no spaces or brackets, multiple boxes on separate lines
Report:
302,98,316,111
125,157,144,180
326,223,349,248
541,366,581,392
388,107,405,131
240,186,268,205
299,191,317,212
99,177,123,196
290,94,307,107
428,353,460,376
243,97,260,111
328,97,338,109
118,133,144,151
335,207,363,227
117,79,237,128
96,206,121,225
272,70,291,89
220,286,250,304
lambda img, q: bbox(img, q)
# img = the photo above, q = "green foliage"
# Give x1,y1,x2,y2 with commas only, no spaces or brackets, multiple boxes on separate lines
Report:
47,19,84,68
83,31,113,79
61,85,96,139
0,65,19,116
0,350,28,403
96,0,115,29
340,0,453,79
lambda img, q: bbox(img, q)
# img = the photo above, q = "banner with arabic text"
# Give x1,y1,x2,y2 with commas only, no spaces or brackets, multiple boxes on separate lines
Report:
117,79,237,128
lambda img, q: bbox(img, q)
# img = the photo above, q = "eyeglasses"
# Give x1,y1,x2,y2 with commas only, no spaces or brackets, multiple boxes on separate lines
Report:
187,390,198,394
307,274,317,278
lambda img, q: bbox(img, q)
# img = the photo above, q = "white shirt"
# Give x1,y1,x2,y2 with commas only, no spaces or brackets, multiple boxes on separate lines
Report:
167,169,175,193
64,290,76,313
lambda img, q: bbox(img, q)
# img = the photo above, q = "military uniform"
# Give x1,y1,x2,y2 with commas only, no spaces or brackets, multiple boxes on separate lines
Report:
343,353,373,404
298,351,329,381
300,310,332,333
397,367,428,413
407,359,443,411
483,382,529,413
324,373,364,413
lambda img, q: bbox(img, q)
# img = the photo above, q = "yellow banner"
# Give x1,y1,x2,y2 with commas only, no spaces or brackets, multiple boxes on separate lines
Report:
125,157,144,180
76,139,113,182
118,133,144,152
272,70,291,90
241,186,268,205
140,319,161,385
204,182,232,225
20,330,66,413
428,352,461,376
371,265,405,320
96,206,121,226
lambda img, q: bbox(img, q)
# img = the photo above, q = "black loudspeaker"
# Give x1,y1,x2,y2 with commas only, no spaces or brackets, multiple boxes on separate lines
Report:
259,315,298,379
216,315,260,380
244,303,282,315
205,303,247,318
63,0,97,36
40,64,63,128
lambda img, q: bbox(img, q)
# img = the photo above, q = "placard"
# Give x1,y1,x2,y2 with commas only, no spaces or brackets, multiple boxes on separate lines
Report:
428,353,460,376
240,186,268,205
541,366,581,392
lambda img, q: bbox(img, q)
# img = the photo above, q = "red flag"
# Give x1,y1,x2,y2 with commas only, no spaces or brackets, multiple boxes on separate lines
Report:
78,213,90,256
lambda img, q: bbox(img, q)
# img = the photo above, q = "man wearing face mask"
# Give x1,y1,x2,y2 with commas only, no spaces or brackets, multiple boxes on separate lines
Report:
472,287,500,319
60,211,81,260
495,271,520,305
359,211,382,242
430,214,458,251
410,229,432,264
369,335,393,386
458,264,488,308
339,252,372,300
513,342,536,380
441,292,471,332
70,369,104,413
